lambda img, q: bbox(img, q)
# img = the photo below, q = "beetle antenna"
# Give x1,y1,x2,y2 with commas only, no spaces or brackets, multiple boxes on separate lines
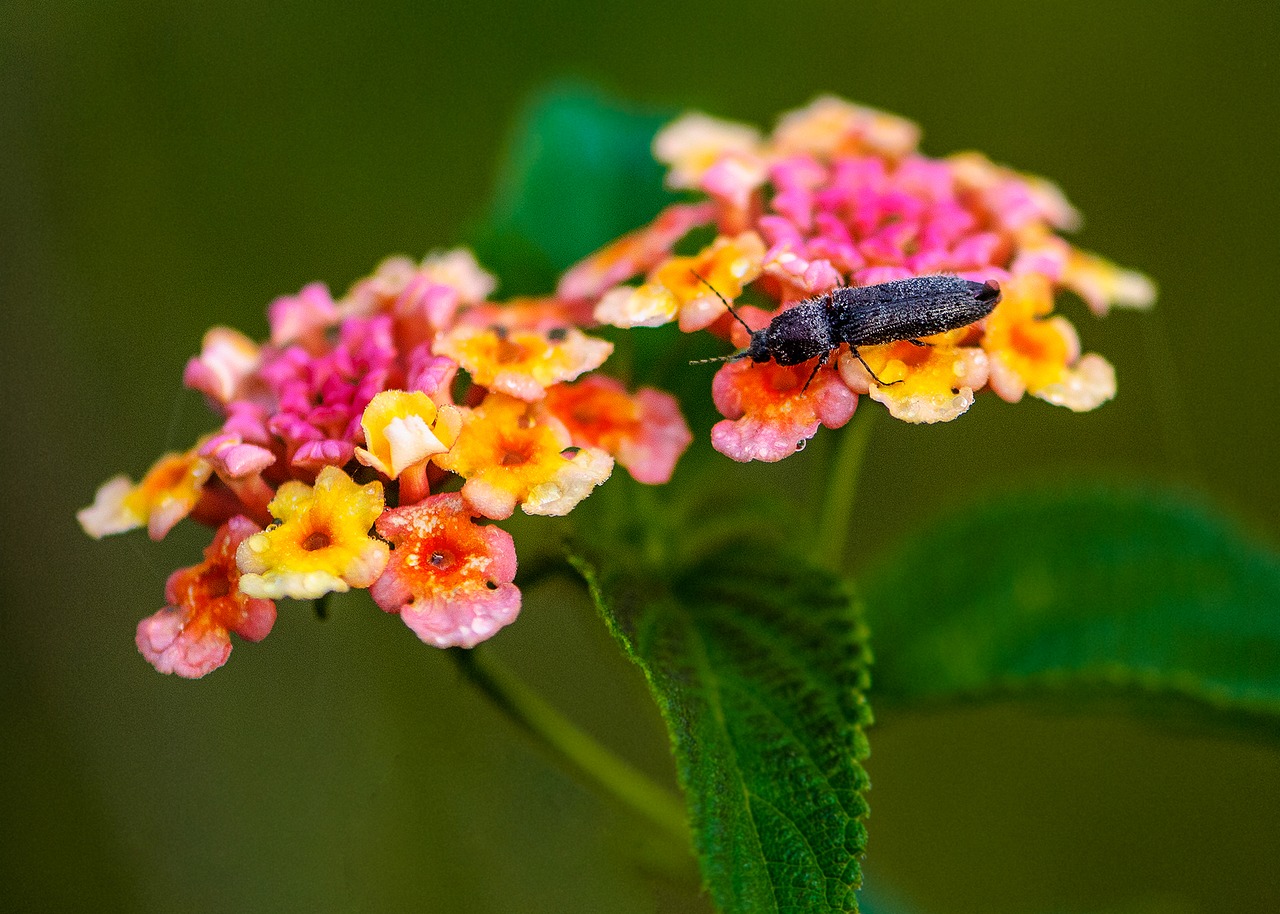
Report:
690,270,754,336
689,352,747,365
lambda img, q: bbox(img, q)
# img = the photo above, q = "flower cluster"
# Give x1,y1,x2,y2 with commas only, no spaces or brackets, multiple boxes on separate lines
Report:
559,96,1156,462
80,251,692,676
81,95,1154,675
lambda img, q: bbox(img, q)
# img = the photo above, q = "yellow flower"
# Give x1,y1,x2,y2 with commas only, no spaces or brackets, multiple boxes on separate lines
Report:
838,330,990,424
236,466,388,600
78,447,212,541
982,273,1116,411
434,394,613,520
355,390,462,479
435,325,613,402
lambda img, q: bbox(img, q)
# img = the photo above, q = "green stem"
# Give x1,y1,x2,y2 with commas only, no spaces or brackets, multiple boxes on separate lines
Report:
450,646,690,847
813,406,877,569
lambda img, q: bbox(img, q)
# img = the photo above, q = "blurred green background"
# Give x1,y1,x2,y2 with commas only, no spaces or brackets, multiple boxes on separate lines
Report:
3,1,1279,912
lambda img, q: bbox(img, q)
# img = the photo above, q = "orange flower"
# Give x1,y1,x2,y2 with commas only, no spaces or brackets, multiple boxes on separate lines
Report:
543,376,692,484
710,359,858,463
982,273,1116,411
136,516,276,678
371,493,521,648
434,393,614,520
78,447,213,541
236,466,388,600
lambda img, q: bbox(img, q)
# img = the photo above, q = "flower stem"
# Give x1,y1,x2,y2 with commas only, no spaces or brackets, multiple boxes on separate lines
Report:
399,462,429,505
813,405,877,570
449,646,691,847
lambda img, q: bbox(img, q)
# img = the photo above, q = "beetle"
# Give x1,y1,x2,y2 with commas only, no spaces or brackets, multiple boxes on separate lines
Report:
693,274,1002,391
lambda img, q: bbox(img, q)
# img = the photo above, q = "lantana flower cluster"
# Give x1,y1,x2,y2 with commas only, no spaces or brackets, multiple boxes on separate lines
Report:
80,94,1155,676
559,96,1156,462
80,252,691,676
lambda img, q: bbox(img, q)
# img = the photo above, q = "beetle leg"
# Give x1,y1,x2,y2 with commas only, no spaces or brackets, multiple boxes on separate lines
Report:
800,351,830,394
853,347,902,386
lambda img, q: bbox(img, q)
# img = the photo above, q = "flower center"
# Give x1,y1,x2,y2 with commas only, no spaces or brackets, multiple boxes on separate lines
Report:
205,577,232,599
301,531,332,551
1011,322,1060,363
429,549,455,570
770,370,800,393
495,338,531,364
500,440,534,467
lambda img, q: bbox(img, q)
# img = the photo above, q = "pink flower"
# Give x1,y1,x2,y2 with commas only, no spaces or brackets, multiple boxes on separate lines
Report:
371,493,520,648
267,282,339,350
183,327,262,406
560,95,1155,456
710,359,858,462
257,315,398,469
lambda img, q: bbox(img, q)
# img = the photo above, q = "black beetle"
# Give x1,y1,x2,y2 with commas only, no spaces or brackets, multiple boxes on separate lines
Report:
694,274,1002,390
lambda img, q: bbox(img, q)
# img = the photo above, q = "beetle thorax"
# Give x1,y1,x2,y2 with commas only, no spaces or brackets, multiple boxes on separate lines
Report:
760,303,835,366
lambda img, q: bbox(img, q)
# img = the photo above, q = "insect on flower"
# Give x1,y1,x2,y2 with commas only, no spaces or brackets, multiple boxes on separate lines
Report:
693,274,1002,391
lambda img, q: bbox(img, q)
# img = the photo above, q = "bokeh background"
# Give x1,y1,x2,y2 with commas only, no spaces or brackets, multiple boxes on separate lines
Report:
3,1,1279,912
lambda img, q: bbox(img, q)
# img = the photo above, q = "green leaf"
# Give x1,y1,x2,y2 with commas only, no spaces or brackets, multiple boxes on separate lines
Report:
573,544,873,914
470,85,676,295
862,486,1280,720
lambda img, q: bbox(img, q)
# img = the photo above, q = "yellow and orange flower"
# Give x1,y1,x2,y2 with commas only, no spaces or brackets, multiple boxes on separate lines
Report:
982,273,1116,411
838,329,990,424
557,202,715,303
436,324,613,402
236,466,388,600
78,446,213,541
595,232,766,331
434,393,614,520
